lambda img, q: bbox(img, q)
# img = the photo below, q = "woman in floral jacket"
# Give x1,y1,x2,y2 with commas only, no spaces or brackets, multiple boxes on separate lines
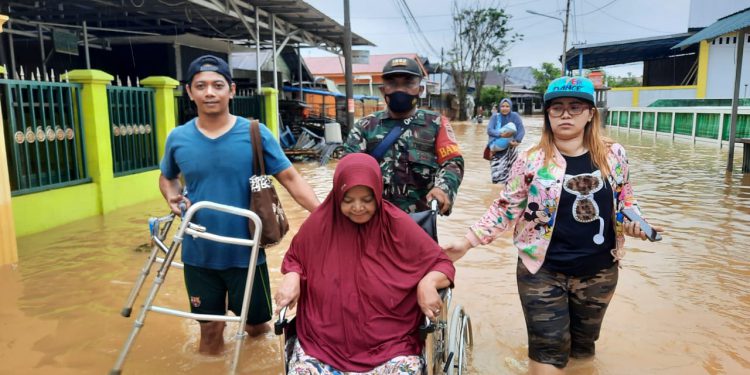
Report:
443,77,663,375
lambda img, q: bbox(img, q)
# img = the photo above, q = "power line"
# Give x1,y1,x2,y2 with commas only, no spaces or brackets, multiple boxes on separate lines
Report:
582,0,672,33
576,0,617,16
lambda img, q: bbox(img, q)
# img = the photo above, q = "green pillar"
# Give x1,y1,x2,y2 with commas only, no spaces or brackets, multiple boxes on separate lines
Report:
261,87,279,138
65,69,116,214
141,76,179,159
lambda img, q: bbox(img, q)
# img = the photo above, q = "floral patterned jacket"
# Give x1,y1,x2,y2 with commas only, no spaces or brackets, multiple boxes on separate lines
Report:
466,143,640,274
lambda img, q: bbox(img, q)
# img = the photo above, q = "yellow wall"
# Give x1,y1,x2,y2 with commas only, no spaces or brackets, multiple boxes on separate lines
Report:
11,183,100,236
611,85,698,106
696,40,709,99
111,170,162,208
0,60,19,264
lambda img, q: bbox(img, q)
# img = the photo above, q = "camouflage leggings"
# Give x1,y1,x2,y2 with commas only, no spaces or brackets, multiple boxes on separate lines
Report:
516,260,618,368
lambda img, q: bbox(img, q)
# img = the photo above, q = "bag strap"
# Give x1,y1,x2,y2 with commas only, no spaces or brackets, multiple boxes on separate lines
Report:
249,120,266,175
369,114,416,161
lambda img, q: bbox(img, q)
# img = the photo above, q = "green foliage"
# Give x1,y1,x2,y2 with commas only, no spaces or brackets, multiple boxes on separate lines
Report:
479,85,506,109
606,73,641,87
532,62,561,94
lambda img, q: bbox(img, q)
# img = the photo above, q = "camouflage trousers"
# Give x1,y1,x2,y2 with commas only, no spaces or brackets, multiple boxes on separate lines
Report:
516,259,618,368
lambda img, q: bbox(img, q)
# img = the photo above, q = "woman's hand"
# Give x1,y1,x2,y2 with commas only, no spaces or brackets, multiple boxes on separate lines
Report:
509,140,519,147
500,131,514,138
441,237,472,262
417,274,444,320
274,272,300,314
623,220,665,240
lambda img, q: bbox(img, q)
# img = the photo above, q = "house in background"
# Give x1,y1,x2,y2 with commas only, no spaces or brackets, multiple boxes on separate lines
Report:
305,53,432,99
486,67,543,115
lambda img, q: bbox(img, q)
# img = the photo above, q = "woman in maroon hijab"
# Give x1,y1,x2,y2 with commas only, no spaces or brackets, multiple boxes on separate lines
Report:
275,153,455,374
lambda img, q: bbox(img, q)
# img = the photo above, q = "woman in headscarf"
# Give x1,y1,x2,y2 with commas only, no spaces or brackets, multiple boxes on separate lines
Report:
274,153,455,374
486,98,525,184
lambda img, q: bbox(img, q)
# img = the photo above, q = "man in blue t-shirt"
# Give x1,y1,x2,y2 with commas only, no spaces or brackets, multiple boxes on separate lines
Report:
159,55,319,355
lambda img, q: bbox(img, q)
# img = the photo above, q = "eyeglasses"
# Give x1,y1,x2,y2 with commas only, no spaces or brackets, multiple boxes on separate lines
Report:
383,79,421,90
546,102,590,117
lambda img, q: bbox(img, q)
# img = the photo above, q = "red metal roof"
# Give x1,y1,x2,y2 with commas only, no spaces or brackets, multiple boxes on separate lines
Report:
304,53,426,77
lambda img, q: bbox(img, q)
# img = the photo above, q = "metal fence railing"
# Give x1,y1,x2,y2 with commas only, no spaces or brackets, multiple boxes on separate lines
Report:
174,92,265,126
0,78,89,195
231,95,265,122
606,107,750,144
107,86,159,176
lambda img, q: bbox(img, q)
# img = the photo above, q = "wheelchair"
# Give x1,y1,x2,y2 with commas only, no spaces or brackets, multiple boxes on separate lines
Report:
274,201,473,374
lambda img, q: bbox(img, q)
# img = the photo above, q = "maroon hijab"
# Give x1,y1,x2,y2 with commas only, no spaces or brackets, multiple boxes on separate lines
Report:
281,153,455,371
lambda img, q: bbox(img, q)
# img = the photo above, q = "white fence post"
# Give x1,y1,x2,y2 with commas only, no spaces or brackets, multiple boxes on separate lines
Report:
718,111,725,148
691,112,697,144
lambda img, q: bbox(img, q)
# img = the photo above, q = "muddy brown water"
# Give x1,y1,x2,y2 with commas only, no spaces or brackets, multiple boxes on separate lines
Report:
1,118,749,374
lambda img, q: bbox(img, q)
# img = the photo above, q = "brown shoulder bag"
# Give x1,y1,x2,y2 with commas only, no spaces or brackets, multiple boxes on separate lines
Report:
248,120,289,247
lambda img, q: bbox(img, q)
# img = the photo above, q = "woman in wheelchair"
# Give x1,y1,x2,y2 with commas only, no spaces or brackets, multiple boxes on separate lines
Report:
274,153,455,374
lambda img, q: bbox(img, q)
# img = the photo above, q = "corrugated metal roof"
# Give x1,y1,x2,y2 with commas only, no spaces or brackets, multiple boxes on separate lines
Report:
673,7,750,49
564,33,696,69
0,0,374,52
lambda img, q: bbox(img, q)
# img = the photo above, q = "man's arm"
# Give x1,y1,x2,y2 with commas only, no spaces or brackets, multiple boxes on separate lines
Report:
431,116,465,214
431,156,465,214
159,173,189,215
274,166,320,212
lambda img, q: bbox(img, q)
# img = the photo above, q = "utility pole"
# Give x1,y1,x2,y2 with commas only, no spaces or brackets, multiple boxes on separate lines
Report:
439,47,444,98
562,0,571,75
343,0,354,133
527,1,571,75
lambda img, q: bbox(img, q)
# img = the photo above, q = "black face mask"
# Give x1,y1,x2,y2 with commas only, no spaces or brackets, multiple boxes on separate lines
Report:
385,91,419,113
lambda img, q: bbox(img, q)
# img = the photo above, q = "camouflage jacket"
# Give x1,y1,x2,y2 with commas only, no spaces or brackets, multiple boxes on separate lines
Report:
342,108,464,214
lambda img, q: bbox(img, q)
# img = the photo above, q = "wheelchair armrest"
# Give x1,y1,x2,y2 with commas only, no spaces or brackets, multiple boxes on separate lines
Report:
419,288,450,340
274,306,289,336
419,317,435,341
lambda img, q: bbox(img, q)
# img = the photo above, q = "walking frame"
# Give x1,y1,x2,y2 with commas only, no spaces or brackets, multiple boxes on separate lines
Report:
110,201,263,375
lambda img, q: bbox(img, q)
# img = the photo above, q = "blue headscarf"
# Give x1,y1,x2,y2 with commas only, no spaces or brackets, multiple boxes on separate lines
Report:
500,98,512,109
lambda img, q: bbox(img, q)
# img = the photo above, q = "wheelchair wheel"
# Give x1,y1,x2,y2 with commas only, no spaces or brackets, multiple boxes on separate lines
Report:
445,305,472,375
456,312,473,374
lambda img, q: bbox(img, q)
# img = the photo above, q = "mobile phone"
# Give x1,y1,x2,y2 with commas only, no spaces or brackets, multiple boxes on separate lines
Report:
621,208,662,242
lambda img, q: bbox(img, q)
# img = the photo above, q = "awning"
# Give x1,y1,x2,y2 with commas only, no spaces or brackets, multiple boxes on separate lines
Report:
564,33,697,70
673,7,750,49
282,86,344,97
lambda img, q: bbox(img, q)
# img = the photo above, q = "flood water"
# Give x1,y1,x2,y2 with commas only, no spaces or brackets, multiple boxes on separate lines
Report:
1,117,749,374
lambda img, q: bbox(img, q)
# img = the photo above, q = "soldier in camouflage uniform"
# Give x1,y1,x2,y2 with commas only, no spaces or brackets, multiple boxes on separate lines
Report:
342,57,463,215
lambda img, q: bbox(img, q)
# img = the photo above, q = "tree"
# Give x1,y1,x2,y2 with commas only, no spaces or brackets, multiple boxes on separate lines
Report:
532,62,562,94
448,2,521,121
479,85,506,111
606,72,641,87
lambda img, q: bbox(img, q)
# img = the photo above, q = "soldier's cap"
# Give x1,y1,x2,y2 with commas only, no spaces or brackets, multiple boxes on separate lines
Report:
186,55,232,84
544,76,595,106
382,57,423,78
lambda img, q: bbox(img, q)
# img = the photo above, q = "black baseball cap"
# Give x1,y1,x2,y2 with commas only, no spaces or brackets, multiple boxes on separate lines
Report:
186,55,232,84
382,57,423,78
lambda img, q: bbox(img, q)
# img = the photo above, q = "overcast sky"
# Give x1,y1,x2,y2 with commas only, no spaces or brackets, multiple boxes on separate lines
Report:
303,0,696,77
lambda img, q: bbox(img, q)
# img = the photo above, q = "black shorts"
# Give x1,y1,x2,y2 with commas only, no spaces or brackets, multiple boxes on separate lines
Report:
516,260,618,368
183,262,272,325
